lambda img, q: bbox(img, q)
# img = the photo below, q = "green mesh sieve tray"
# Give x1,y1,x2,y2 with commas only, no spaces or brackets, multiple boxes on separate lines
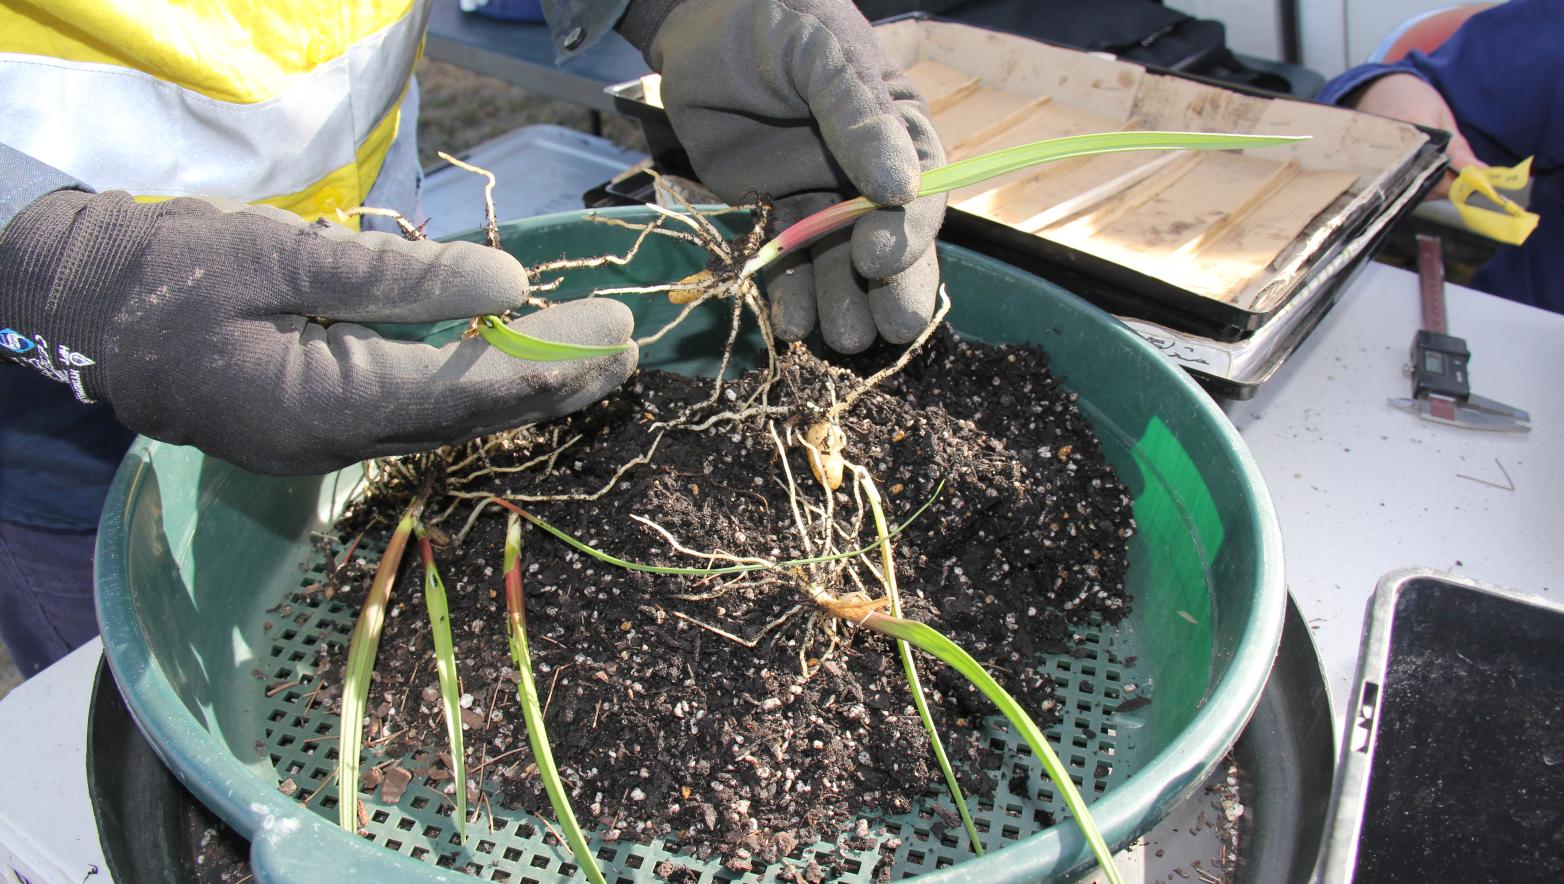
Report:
258,537,1137,881
97,206,1285,884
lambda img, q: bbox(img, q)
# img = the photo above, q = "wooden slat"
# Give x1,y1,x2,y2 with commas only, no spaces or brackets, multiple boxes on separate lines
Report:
1045,153,1357,303
1186,169,1358,304
1014,151,1183,232
906,59,982,113
933,89,1051,159
1043,151,1206,239
1170,159,1301,260
1245,98,1428,190
957,150,1163,227
946,103,1128,206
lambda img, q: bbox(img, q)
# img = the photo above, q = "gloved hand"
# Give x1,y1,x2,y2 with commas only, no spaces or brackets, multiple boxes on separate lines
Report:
0,190,637,475
619,0,946,354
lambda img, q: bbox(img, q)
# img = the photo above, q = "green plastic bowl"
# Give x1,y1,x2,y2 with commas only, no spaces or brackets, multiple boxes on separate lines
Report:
97,207,1284,882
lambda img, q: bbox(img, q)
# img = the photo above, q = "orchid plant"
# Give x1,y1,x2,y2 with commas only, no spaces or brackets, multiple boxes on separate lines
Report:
476,129,1304,359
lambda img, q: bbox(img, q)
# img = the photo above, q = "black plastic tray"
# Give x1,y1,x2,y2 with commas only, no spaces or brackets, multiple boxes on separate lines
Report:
1320,569,1564,883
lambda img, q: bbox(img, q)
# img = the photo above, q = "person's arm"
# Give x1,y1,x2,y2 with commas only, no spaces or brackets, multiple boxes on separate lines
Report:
546,0,945,355
0,143,637,476
1332,72,1485,198
1318,0,1563,194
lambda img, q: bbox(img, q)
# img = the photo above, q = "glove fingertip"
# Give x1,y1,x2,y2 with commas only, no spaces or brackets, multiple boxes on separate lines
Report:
839,116,922,206
439,240,534,316
763,255,818,342
508,296,635,347
851,195,946,280
528,337,640,422
869,251,940,345
808,231,876,354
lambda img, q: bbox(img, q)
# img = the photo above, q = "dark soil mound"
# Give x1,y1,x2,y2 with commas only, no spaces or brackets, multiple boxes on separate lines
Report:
312,328,1135,876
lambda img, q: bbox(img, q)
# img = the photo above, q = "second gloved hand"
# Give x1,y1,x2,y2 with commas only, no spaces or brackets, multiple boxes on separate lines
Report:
620,0,947,354
0,191,638,475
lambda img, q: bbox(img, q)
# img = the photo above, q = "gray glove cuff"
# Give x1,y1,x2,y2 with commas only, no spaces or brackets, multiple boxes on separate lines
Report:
0,189,120,403
542,0,634,61
616,0,684,60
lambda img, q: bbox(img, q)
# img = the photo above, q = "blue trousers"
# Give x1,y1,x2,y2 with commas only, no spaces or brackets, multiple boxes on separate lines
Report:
0,518,100,677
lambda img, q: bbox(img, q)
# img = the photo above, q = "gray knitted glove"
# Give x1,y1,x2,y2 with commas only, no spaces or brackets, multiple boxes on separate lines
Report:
0,190,637,475
620,0,946,354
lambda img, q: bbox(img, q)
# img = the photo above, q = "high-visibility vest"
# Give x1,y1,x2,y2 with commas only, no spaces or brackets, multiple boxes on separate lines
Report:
0,0,429,227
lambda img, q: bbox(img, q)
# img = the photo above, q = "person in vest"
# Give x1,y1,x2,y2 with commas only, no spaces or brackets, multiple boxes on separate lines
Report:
0,0,946,676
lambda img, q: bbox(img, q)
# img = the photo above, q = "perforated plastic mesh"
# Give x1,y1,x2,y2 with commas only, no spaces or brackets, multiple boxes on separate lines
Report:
260,540,1136,882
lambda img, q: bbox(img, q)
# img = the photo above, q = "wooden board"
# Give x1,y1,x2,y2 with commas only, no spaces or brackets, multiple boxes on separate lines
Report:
932,88,1050,158
1045,153,1356,300
1045,152,1219,244
905,59,981,113
1129,73,1269,134
946,102,1128,206
1244,99,1428,190
894,21,1142,120
872,17,1427,310
1191,168,1360,305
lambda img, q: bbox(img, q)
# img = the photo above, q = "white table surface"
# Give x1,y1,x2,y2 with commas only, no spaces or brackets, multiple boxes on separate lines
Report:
1228,261,1564,725
0,640,107,884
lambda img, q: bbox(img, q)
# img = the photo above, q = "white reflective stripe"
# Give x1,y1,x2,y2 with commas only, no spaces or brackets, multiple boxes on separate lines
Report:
0,1,428,201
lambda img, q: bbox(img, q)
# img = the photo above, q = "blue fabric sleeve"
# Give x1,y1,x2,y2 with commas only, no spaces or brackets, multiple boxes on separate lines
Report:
1316,0,1562,171
0,142,88,233
1314,0,1564,314
1314,61,1412,107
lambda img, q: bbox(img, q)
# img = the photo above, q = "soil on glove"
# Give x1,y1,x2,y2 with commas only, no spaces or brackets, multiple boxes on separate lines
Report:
307,328,1136,878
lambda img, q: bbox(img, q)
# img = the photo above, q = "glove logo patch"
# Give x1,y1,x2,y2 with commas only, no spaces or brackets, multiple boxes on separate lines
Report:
58,345,95,368
0,328,35,355
1,330,96,404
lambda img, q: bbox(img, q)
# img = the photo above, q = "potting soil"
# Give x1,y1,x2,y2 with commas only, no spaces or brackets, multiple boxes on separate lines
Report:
272,328,1138,881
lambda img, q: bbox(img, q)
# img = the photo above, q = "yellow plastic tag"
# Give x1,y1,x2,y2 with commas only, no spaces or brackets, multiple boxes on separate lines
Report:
1450,156,1539,245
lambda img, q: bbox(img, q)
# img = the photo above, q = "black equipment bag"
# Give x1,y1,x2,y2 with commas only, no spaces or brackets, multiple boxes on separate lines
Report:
856,0,1295,94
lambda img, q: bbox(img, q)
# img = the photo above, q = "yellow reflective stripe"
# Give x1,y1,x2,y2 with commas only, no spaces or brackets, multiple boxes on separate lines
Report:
135,171,370,233
261,95,408,228
354,79,409,204
130,167,369,231
0,0,417,104
0,2,423,203
130,98,407,232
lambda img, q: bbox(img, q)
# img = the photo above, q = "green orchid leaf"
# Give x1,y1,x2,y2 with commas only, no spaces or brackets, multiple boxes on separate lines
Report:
919,130,1305,195
416,525,468,844
338,494,425,835
855,470,983,855
477,314,631,362
502,515,607,884
742,130,1307,277
864,612,1123,884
